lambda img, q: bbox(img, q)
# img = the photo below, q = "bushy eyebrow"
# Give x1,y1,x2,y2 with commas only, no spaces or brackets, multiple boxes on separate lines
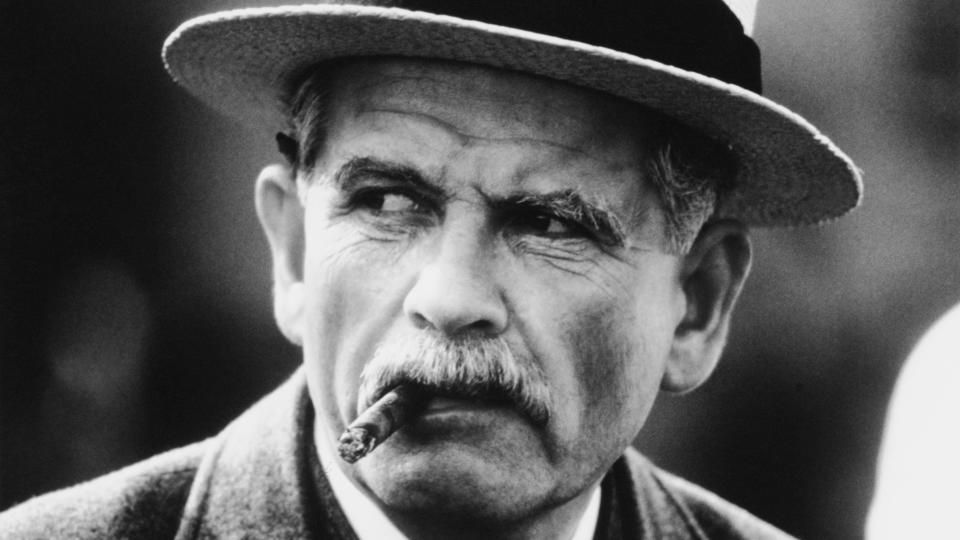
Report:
494,191,627,248
331,156,628,247
332,156,444,200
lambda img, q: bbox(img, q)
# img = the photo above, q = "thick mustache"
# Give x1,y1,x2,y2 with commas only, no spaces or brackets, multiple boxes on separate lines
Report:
357,332,551,426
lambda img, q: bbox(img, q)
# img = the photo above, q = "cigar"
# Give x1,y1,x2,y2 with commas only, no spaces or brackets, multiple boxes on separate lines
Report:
337,383,429,463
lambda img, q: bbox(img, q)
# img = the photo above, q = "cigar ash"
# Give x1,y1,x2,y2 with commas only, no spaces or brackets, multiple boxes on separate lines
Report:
337,383,429,463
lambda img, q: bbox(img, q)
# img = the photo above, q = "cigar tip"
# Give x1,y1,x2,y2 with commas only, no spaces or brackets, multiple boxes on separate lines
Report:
337,427,376,463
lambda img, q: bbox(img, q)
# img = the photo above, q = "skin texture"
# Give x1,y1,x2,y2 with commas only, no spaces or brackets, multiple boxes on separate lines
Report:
256,59,752,540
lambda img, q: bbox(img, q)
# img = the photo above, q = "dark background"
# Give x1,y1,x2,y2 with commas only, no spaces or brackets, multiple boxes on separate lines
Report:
2,2,958,539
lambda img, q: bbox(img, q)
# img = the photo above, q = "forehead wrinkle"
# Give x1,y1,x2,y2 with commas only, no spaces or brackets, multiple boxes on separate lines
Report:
346,70,608,124
357,107,612,166
330,59,653,147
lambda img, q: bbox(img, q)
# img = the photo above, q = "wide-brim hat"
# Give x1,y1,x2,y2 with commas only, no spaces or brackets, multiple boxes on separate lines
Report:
162,0,862,226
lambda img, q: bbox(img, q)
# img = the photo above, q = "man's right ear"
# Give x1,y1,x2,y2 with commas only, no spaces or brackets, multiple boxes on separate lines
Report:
255,164,305,346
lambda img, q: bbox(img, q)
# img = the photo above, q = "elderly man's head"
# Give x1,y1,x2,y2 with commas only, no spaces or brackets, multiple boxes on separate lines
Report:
255,57,751,536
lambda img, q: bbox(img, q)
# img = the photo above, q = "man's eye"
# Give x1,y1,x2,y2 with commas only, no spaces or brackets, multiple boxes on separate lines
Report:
513,212,583,237
355,191,421,213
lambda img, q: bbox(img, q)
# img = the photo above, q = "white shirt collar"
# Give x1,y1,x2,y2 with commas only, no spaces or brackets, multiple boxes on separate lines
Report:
317,440,602,540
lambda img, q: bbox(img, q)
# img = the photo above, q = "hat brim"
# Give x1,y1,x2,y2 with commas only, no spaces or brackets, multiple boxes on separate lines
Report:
162,4,862,226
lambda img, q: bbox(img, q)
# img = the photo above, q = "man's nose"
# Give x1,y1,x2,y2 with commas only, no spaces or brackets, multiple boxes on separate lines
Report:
402,230,508,336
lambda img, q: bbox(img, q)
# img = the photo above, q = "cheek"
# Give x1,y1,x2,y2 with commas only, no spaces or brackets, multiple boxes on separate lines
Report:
302,203,412,331
300,214,412,427
573,309,634,415
570,304,658,427
559,281,676,461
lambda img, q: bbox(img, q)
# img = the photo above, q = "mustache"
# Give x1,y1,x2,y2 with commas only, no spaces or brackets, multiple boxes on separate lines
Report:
357,332,551,426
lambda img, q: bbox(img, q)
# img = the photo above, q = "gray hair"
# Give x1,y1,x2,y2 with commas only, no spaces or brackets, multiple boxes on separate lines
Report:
642,116,737,253
357,331,551,426
281,66,735,254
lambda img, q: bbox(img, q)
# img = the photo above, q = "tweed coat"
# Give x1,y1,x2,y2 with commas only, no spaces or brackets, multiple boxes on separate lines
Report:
0,370,794,539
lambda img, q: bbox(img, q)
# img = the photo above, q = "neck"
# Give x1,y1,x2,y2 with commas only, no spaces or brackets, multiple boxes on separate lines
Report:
382,485,599,540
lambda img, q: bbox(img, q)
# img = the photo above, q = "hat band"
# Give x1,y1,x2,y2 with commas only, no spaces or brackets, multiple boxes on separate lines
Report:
329,0,762,92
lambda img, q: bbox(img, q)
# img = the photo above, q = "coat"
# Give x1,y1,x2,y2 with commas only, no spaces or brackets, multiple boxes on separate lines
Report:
0,370,794,539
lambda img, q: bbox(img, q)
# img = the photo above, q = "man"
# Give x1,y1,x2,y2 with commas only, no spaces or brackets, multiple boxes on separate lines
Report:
0,1,861,538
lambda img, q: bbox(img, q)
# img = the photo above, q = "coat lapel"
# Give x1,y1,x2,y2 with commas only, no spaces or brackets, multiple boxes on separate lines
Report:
594,450,706,540
174,369,356,540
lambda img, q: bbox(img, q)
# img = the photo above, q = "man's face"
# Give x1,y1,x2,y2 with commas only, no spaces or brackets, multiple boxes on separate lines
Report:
296,59,687,521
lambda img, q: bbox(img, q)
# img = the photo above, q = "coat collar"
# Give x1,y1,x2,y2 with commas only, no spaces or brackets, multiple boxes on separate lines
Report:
174,369,356,539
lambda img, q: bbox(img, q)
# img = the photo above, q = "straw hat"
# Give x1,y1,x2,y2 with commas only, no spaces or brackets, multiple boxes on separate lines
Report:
163,0,862,226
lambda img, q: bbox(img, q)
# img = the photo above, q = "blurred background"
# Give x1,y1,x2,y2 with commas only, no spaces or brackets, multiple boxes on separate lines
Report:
1,1,957,538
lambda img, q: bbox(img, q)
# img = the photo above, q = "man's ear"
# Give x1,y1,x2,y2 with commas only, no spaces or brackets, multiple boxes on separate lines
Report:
663,219,752,393
255,164,305,346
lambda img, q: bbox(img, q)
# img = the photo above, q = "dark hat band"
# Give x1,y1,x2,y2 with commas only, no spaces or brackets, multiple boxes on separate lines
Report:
331,0,762,92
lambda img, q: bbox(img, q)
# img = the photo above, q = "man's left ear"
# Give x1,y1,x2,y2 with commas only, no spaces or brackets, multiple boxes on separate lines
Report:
663,219,752,393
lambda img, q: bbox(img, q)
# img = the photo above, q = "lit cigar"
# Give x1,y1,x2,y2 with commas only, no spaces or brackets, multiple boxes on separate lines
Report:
337,383,429,463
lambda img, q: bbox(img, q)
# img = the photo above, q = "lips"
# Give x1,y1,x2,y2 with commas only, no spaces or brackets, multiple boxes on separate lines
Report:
364,385,517,430
422,394,511,414
410,393,524,436
363,380,511,412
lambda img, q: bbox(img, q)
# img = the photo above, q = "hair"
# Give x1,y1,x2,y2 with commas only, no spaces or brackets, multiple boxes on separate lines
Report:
641,114,737,253
282,66,337,176
281,64,736,254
